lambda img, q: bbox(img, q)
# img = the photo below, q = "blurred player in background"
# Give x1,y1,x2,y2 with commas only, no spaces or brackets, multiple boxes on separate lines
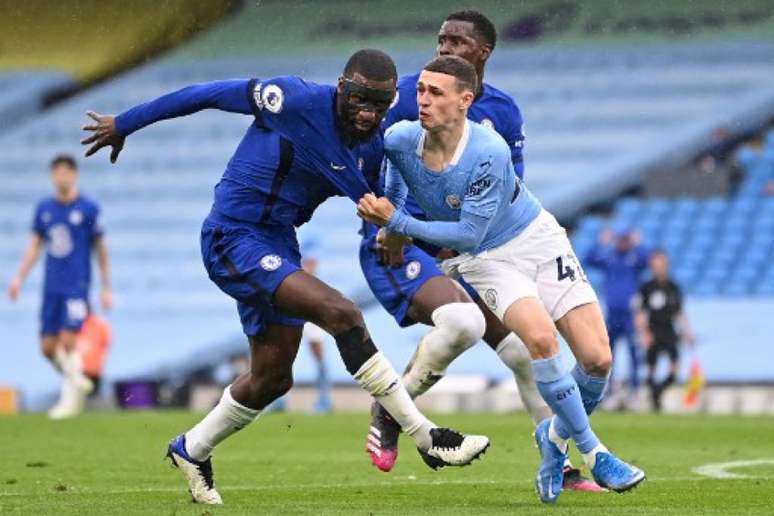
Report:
300,235,333,413
635,250,694,412
82,49,489,505
359,55,645,502
585,225,649,407
7,154,112,419
360,9,599,492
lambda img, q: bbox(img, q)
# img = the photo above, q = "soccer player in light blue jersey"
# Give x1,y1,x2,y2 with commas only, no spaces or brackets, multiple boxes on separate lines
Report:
359,55,646,503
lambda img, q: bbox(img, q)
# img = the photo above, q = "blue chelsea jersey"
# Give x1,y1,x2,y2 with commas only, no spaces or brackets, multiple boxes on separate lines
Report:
32,195,102,294
115,77,384,228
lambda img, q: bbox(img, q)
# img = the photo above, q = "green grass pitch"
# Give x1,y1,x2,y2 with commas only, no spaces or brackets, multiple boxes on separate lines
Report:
2,411,773,514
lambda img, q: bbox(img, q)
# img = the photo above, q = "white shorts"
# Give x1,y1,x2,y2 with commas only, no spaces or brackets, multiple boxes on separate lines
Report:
441,209,598,322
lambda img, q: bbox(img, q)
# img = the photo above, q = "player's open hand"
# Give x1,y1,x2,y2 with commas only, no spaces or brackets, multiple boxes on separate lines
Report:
7,276,22,301
81,111,125,163
101,287,113,312
376,228,409,266
357,193,395,226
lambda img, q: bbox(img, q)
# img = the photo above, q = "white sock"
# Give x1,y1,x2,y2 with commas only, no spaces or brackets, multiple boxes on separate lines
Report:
548,417,569,454
403,303,485,398
354,352,435,450
582,443,609,469
495,334,553,425
185,385,261,461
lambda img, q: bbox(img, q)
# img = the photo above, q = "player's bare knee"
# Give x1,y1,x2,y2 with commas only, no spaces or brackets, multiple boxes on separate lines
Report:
580,347,612,376
319,296,363,335
521,329,558,358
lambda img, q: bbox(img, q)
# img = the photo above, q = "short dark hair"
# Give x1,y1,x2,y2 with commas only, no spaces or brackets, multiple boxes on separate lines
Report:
50,154,77,170
445,10,497,50
423,55,478,94
343,49,397,82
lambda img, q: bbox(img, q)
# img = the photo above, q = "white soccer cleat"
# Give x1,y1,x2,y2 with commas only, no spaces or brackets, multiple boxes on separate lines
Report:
166,435,223,505
418,427,490,469
48,379,87,420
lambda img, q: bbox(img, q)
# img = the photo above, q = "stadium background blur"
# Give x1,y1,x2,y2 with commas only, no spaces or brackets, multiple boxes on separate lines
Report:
1,0,774,417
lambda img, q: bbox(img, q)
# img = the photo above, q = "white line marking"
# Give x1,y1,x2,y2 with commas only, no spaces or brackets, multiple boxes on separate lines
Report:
693,459,774,479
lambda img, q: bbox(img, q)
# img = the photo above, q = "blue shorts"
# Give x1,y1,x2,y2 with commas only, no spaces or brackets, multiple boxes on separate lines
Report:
201,211,305,337
40,291,88,336
359,224,446,327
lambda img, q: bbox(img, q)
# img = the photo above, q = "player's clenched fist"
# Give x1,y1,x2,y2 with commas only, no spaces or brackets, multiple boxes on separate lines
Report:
357,193,395,226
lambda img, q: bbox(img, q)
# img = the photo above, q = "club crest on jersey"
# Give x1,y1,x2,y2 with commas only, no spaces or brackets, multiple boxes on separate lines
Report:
254,83,284,114
69,209,83,226
260,254,283,271
484,289,498,311
480,118,494,130
406,260,421,280
446,194,461,209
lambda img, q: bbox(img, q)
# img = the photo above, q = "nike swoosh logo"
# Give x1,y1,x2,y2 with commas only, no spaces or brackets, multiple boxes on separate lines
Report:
330,163,346,170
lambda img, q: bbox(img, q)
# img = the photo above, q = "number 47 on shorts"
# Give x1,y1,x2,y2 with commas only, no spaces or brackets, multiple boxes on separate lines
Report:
556,254,587,283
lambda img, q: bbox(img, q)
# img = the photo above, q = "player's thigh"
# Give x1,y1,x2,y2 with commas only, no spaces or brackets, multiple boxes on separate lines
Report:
555,302,611,375
407,275,472,326
273,270,363,334
502,297,559,359
57,330,78,352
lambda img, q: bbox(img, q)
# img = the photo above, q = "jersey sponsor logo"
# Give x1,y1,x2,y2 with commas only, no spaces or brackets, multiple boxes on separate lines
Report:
69,209,83,226
48,223,73,258
466,177,492,197
446,194,461,209
254,83,284,114
406,260,421,280
480,118,494,129
260,254,283,271
484,288,498,311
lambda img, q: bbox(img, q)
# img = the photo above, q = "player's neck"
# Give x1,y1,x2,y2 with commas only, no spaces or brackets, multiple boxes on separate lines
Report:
423,119,468,169
55,188,79,204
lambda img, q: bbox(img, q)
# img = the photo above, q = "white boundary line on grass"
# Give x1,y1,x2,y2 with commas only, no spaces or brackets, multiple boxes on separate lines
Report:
0,476,719,498
692,459,774,479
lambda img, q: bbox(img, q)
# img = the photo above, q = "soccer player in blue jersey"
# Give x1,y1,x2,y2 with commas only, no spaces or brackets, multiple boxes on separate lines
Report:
8,154,112,419
360,10,599,492
81,49,489,505
359,55,646,503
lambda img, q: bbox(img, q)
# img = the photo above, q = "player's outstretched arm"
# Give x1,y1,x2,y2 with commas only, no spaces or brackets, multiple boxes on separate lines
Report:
8,234,43,301
81,80,252,162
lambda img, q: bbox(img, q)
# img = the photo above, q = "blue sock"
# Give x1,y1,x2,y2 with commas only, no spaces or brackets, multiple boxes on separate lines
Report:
553,363,609,441
533,355,600,454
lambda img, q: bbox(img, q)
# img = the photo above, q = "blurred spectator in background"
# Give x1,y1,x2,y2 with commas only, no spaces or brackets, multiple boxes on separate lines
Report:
584,223,649,406
634,250,695,412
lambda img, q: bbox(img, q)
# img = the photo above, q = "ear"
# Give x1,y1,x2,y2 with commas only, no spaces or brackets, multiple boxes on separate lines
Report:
479,45,492,64
460,90,475,110
337,76,345,93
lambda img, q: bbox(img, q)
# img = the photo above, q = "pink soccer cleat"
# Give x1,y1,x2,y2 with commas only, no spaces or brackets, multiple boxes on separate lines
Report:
563,466,607,492
366,401,401,472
